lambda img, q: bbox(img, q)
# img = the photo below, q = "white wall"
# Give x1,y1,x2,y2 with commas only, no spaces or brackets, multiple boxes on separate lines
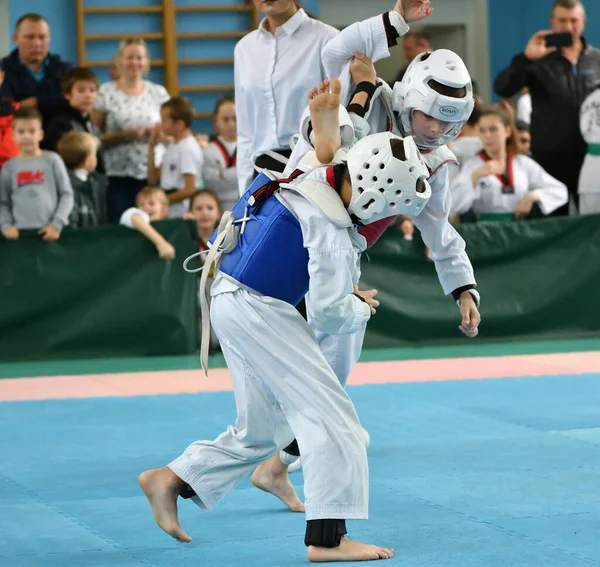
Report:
319,0,491,102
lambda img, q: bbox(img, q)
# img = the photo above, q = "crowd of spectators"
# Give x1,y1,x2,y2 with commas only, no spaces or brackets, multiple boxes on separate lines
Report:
1,0,600,351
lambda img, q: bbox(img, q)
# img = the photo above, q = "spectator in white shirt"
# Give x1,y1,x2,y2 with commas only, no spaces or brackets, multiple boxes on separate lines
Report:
148,96,204,218
202,95,238,211
451,105,568,220
234,0,339,194
516,91,532,125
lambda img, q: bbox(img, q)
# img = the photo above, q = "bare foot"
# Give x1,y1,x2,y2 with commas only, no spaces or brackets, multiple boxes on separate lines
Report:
139,467,192,543
308,78,342,164
308,537,394,562
251,454,305,513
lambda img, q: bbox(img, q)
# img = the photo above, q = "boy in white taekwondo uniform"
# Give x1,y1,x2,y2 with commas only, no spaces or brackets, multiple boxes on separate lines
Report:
254,0,482,498
138,79,432,563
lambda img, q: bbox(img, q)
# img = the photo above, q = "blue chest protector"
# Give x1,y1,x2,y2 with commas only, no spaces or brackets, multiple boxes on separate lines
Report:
211,172,310,306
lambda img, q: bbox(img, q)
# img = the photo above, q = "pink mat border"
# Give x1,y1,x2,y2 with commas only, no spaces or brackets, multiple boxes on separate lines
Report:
1,351,599,402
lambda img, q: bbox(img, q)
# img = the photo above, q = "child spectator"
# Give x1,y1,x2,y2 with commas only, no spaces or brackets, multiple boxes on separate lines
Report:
0,64,20,170
147,96,203,218
57,130,108,227
202,95,238,211
43,67,105,173
185,190,222,353
450,105,567,221
515,119,532,157
120,186,175,260
0,107,73,240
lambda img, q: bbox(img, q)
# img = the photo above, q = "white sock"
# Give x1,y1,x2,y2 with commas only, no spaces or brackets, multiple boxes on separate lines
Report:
279,450,298,466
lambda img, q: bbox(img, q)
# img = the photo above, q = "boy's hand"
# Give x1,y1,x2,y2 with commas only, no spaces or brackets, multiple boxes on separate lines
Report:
2,226,19,240
394,0,434,23
350,52,377,85
353,285,380,314
39,225,61,241
156,241,175,260
148,124,162,146
399,217,414,239
458,292,480,338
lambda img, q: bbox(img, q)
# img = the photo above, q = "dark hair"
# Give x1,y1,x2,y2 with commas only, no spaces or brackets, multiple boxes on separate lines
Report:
515,119,530,132
468,98,483,126
551,0,585,16
404,29,431,46
428,79,467,99
389,139,427,193
161,96,195,128
390,138,406,161
13,106,43,123
15,13,48,32
189,190,223,225
478,104,519,157
61,67,99,94
213,95,235,117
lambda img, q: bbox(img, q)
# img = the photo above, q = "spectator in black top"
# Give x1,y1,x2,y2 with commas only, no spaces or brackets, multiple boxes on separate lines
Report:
0,13,71,130
43,67,105,173
494,0,600,215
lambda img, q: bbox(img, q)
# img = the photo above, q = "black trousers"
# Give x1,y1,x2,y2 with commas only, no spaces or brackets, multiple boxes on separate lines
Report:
531,150,585,216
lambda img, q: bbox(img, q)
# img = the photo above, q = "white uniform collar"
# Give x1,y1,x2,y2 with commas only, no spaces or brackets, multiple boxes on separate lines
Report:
258,8,308,37
74,168,89,181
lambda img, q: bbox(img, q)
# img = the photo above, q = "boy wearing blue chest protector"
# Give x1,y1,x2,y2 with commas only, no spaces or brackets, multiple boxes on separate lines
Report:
139,79,432,563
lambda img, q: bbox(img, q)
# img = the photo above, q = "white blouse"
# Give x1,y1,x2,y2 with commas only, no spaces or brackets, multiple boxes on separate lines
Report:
95,81,170,179
234,8,339,194
451,153,568,216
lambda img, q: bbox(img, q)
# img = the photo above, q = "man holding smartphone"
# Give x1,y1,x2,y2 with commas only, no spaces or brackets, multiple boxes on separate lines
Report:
494,0,600,215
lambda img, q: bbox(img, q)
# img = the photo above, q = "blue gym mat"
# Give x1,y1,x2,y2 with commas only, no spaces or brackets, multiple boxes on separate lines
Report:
1,373,599,566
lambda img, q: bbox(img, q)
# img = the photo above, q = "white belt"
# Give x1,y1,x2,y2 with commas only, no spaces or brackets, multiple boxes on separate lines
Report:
182,207,252,375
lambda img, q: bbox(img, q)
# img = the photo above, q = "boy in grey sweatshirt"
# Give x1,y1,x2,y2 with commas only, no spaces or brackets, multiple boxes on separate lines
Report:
0,107,73,240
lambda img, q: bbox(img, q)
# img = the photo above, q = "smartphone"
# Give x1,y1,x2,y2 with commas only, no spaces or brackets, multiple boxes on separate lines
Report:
545,32,573,48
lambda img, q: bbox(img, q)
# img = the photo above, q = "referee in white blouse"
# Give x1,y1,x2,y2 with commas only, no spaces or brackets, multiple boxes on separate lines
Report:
234,0,339,194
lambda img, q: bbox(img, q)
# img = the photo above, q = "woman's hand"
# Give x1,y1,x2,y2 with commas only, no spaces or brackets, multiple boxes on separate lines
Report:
122,128,147,141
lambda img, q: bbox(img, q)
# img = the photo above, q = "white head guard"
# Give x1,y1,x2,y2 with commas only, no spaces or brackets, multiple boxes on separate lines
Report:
392,49,474,149
346,132,431,223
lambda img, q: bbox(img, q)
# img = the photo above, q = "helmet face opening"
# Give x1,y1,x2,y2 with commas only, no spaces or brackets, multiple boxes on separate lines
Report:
405,109,468,149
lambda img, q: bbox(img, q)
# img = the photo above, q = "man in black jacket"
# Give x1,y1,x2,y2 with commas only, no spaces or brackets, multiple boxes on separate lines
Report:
0,13,71,131
494,0,600,215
